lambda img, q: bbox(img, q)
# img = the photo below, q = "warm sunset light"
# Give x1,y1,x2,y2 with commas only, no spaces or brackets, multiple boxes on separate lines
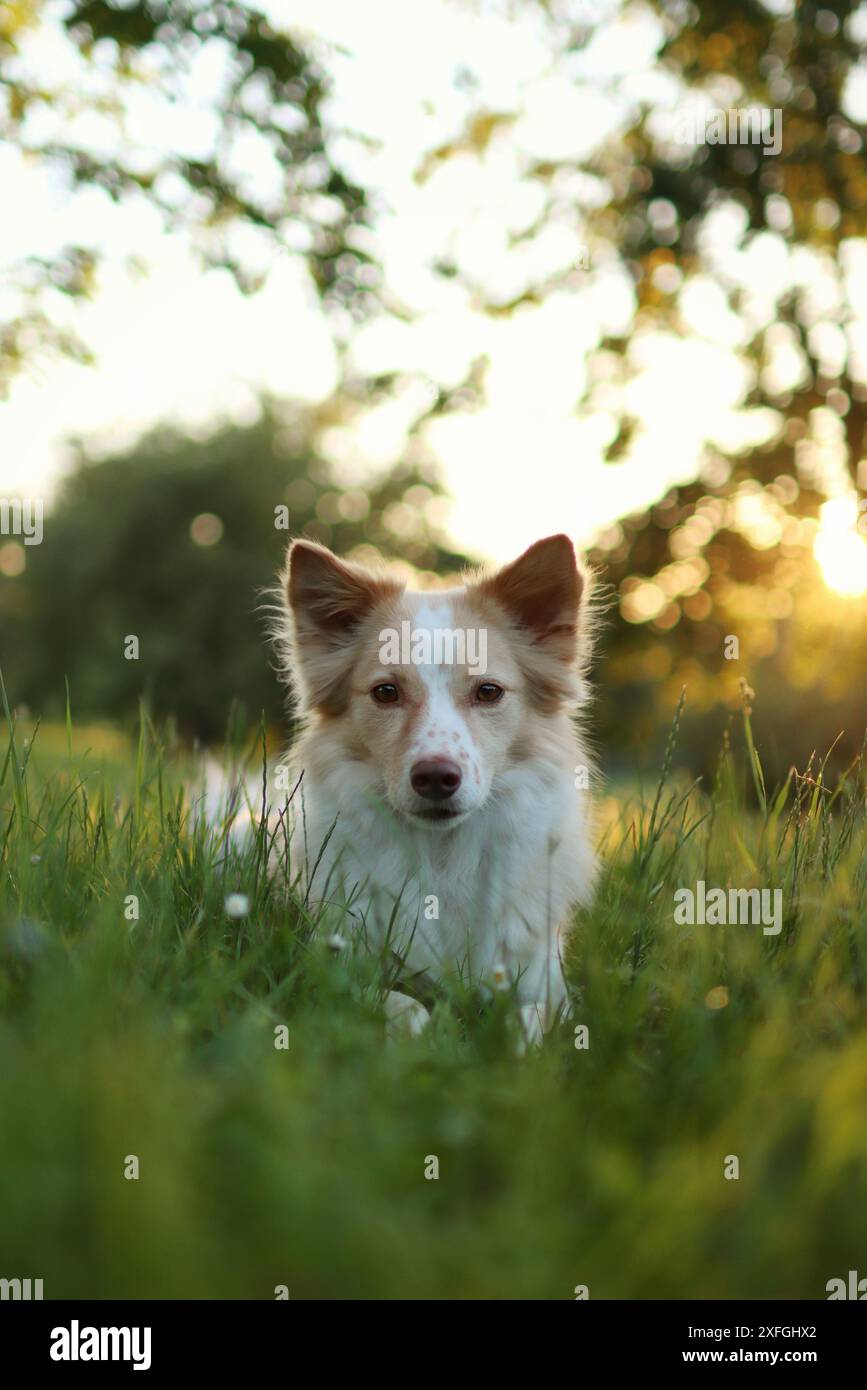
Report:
814,495,867,597
5,0,867,1325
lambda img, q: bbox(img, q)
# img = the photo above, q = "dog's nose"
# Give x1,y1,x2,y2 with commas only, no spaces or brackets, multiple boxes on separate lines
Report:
410,759,462,802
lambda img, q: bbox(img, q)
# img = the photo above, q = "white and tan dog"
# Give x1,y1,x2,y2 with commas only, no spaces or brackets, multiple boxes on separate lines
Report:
277,533,598,1044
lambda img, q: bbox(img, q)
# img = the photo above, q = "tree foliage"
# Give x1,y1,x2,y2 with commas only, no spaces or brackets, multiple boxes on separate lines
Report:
422,1,867,772
0,0,374,392
1,404,466,739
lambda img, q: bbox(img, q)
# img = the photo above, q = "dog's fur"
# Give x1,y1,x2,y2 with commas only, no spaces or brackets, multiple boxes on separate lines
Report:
277,534,597,1042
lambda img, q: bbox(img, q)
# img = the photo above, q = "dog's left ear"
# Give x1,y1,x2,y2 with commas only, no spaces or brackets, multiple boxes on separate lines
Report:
476,534,584,663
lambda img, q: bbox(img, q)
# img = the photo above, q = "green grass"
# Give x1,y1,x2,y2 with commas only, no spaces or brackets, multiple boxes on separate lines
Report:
1,687,866,1300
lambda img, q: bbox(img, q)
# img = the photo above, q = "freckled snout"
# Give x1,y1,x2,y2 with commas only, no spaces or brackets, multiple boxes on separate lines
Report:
410,759,462,802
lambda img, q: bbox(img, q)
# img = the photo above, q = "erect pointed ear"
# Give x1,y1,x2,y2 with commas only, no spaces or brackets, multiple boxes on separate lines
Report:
287,540,397,642
475,534,583,664
283,541,401,713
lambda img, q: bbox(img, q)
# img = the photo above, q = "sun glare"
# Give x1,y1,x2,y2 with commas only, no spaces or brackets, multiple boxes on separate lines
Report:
814,495,867,596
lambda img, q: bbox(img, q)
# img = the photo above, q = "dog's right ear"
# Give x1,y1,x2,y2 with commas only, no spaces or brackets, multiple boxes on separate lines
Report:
283,541,400,713
287,540,390,640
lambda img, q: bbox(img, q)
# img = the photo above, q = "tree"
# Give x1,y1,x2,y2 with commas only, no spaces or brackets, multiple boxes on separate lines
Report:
0,401,468,739
0,0,374,392
405,0,867,777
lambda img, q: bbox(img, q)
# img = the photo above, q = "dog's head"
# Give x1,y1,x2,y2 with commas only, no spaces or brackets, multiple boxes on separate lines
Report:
280,535,591,828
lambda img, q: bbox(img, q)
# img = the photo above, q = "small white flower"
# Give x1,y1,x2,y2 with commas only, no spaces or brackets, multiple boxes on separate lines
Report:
491,961,511,991
224,893,250,919
326,933,349,953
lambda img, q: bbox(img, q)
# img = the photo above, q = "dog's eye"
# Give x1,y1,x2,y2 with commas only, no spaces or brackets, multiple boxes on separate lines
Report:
371,683,400,705
475,682,504,704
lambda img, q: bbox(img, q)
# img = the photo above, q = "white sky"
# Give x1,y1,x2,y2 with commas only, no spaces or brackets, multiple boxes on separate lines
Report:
1,0,864,566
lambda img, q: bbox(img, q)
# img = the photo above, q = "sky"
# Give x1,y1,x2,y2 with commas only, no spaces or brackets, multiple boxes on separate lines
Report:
2,0,867,585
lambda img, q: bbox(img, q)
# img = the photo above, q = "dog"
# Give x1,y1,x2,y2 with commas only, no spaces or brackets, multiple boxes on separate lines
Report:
273,532,598,1044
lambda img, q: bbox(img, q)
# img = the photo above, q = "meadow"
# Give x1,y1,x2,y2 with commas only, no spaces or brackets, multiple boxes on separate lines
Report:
1,683,866,1300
